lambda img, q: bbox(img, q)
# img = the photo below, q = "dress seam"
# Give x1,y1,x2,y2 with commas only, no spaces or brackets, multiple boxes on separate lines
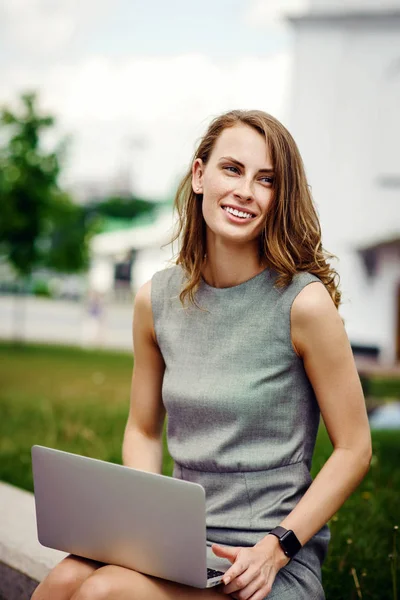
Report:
173,458,308,474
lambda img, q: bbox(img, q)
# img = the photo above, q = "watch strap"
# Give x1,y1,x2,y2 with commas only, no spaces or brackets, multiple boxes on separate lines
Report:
268,526,302,559
270,526,288,539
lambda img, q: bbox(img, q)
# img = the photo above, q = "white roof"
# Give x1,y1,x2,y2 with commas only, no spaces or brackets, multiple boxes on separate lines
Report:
90,209,177,257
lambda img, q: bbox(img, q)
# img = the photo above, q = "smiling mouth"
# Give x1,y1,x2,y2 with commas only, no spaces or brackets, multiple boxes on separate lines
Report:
221,206,256,220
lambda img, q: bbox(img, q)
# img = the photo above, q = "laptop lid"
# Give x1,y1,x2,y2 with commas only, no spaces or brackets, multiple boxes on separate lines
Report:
31,445,224,588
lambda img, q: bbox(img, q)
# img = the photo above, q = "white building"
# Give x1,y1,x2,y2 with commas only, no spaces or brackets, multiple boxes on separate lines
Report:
88,202,176,298
288,0,400,363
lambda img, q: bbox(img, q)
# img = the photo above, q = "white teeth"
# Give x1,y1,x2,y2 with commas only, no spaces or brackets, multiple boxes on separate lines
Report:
223,206,254,219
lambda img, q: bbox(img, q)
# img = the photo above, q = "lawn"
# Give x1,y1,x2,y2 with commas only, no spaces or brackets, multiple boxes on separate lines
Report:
0,341,399,599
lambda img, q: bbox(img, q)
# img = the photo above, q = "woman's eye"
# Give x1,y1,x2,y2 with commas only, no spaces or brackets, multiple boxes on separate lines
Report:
223,167,273,185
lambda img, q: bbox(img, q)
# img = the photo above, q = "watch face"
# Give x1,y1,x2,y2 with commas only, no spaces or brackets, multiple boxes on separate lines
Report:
280,530,301,557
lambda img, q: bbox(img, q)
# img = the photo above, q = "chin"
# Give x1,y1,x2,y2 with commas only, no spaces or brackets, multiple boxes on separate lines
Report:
209,229,254,246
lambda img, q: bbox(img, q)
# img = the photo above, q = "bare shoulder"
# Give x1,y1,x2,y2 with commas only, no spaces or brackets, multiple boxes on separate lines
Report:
291,281,344,357
133,279,157,345
134,279,152,309
292,280,335,317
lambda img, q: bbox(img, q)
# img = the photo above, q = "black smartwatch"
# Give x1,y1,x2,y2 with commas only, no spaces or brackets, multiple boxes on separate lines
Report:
268,526,302,559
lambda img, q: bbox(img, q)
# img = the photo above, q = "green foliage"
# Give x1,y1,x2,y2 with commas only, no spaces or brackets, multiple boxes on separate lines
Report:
89,195,157,220
0,92,94,278
312,427,400,599
0,341,398,599
367,377,400,400
31,279,52,297
46,192,95,273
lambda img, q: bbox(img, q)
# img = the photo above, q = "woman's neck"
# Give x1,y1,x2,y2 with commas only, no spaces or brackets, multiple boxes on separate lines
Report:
201,248,267,289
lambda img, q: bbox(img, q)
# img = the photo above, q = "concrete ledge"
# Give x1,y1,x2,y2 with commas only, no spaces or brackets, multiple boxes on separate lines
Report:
0,481,67,600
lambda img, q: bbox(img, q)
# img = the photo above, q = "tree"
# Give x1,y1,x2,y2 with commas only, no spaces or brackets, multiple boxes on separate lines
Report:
0,92,95,340
88,195,157,220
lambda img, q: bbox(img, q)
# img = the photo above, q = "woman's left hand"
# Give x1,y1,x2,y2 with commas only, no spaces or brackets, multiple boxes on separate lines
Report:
211,537,290,599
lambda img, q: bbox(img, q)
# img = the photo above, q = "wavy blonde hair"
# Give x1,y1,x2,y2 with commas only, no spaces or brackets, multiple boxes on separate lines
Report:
169,109,341,310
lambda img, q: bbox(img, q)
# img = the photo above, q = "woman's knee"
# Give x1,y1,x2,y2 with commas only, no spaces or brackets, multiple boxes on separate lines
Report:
70,572,114,600
31,555,100,600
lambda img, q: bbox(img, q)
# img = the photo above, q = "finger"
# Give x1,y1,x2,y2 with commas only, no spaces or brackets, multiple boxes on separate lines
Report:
247,576,275,600
227,573,264,600
223,560,248,587
248,586,273,600
224,568,258,595
212,543,239,561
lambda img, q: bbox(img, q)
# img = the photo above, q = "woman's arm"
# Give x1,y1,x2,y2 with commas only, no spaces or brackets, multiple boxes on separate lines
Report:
256,281,372,557
122,280,166,474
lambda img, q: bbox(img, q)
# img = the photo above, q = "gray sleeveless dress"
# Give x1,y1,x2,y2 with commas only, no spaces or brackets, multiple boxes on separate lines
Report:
151,264,330,599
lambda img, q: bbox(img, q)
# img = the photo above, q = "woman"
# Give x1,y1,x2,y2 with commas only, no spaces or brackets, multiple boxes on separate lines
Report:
32,109,372,600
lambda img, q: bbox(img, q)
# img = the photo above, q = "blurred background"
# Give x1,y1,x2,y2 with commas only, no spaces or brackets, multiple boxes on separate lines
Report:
0,1,399,599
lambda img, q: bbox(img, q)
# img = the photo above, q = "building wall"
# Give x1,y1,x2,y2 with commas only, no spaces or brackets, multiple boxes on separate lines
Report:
310,0,400,12
374,248,400,362
131,244,176,296
89,207,177,298
288,9,400,360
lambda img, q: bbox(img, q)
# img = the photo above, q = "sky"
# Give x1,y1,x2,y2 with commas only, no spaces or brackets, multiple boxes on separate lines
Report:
0,0,310,200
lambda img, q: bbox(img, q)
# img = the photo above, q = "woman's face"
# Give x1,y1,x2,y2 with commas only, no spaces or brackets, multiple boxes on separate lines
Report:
192,123,274,247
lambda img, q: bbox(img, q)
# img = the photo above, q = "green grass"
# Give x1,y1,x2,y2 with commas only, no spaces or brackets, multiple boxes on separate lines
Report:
0,341,399,599
312,427,400,599
0,341,171,489
361,376,400,401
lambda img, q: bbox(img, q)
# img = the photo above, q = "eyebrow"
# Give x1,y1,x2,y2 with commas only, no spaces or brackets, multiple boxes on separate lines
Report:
219,156,274,174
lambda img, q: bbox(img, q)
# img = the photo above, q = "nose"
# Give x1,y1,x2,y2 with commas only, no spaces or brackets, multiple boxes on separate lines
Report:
234,176,254,202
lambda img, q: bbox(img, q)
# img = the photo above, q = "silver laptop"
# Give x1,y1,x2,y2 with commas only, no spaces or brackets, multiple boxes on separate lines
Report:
31,445,229,588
